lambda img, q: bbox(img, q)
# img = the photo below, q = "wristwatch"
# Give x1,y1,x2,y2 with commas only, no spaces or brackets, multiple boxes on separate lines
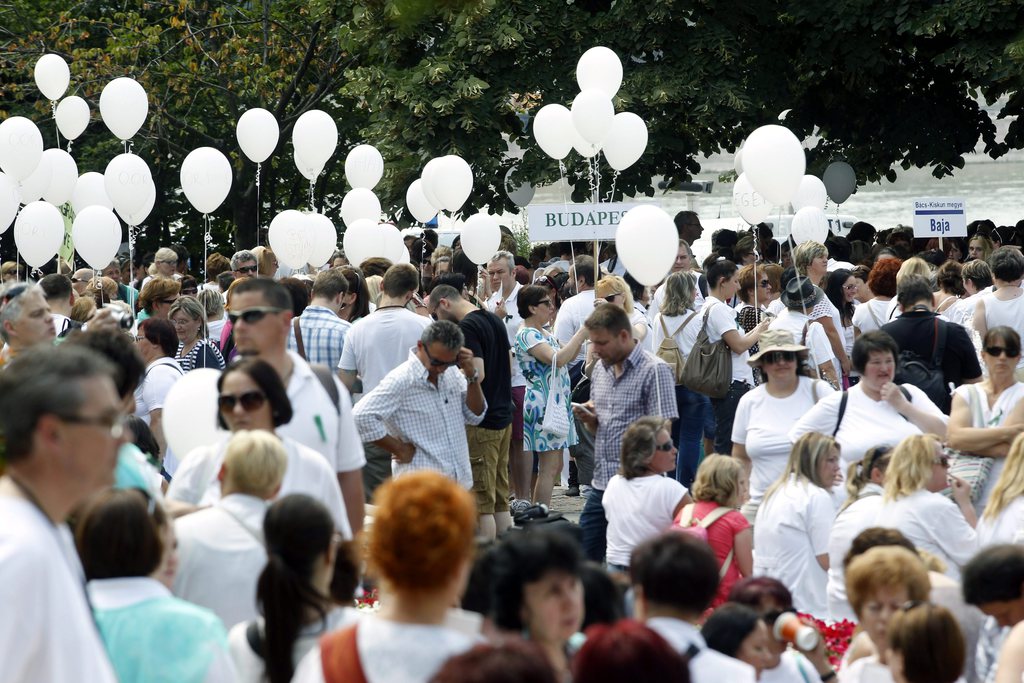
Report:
465,368,480,384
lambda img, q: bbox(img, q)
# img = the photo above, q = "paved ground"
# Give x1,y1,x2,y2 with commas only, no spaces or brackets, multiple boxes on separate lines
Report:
548,484,585,523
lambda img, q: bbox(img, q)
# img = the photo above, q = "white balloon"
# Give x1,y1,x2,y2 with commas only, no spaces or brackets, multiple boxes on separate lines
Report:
345,144,384,190
121,180,155,226
42,149,78,206
420,158,446,210
14,201,64,267
292,109,337,178
380,223,405,263
405,179,437,223
17,152,52,204
576,46,623,98
615,205,678,286
55,96,90,141
306,212,337,268
163,369,228,458
294,147,319,181
732,173,771,225
742,124,805,205
268,209,314,269
571,89,615,145
790,206,830,245
342,218,384,267
0,117,43,181
791,174,828,212
236,108,279,164
0,173,20,235
733,147,744,175
571,125,601,158
460,213,501,265
340,188,381,228
34,54,70,101
396,244,411,265
602,112,648,171
71,172,113,214
430,155,473,213
180,147,232,214
72,206,121,269
99,77,148,141
533,104,574,160
104,153,152,216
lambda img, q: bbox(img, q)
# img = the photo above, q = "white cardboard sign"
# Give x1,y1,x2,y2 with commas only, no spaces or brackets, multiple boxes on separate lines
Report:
912,197,967,238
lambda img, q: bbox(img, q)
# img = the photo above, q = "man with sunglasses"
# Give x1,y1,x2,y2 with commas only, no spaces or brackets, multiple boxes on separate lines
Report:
0,282,55,368
230,277,366,536
0,345,125,682
230,249,259,280
352,320,486,489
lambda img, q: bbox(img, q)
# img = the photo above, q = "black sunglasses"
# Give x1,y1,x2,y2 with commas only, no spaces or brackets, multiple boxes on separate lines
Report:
764,351,797,364
422,344,457,368
655,440,675,452
228,306,286,325
985,345,1020,358
235,265,258,274
217,390,267,413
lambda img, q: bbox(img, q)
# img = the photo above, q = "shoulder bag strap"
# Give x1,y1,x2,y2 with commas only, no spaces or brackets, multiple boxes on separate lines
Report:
292,317,307,360
833,391,849,437
932,317,948,367
800,320,810,346
311,364,341,413
676,503,696,526
216,505,265,547
698,505,733,528
321,625,368,683
677,309,700,335
868,302,883,329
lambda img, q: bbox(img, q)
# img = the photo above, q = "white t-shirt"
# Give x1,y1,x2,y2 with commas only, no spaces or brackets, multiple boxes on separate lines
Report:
702,295,754,385
486,282,526,388
851,299,891,335
647,617,757,683
826,485,884,622
291,616,480,683
837,655,893,683
952,382,1024,512
338,307,431,395
602,474,688,566
753,476,836,618
173,494,270,630
0,497,118,683
732,377,834,504
769,310,836,377
977,497,1024,547
877,489,978,580
977,291,1024,370
761,651,822,683
789,383,948,473
167,434,351,539
133,357,184,423
554,290,596,364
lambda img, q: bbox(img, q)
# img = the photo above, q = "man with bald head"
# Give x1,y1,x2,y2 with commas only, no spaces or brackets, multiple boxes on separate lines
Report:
71,268,93,297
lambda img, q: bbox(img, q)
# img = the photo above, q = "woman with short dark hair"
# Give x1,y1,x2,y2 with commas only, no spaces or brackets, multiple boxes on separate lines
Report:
887,602,965,683
134,318,184,459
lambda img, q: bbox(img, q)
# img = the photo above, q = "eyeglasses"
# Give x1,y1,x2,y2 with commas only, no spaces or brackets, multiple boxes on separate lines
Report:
537,299,553,307
655,440,675,452
843,284,859,291
170,317,195,327
235,265,258,274
159,297,178,305
228,306,286,325
985,346,1020,358
59,412,127,439
218,390,268,413
422,344,457,369
933,455,950,468
764,351,797,364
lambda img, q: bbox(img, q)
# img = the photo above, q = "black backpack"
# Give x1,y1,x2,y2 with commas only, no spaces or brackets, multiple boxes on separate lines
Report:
894,318,949,411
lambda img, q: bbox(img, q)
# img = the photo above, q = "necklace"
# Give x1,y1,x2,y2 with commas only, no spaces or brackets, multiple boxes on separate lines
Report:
5,474,55,525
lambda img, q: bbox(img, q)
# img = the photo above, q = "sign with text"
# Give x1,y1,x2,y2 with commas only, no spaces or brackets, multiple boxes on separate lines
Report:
526,202,650,241
912,197,967,238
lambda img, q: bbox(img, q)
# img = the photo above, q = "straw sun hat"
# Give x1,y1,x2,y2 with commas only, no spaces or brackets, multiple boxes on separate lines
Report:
747,329,810,366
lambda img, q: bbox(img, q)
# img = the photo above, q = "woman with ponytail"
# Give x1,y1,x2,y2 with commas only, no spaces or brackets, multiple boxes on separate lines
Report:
825,446,892,622
229,494,360,683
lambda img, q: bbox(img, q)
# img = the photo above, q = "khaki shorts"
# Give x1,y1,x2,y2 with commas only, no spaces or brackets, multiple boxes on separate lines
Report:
467,424,512,514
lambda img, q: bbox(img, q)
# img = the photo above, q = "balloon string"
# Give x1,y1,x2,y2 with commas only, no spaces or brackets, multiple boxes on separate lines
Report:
594,152,602,204
67,140,73,154
128,224,136,311
255,162,262,248
203,214,212,282
606,171,619,203
51,100,60,148
308,179,315,213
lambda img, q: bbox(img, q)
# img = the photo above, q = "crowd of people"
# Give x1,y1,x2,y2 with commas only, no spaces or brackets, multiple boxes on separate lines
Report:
3,213,1024,683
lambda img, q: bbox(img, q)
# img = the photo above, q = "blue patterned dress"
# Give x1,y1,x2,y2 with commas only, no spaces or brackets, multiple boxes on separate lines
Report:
515,326,578,451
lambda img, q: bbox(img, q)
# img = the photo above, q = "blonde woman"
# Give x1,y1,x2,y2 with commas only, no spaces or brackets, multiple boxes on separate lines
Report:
977,432,1024,546
594,274,649,347
877,434,977,579
684,454,752,606
793,241,850,375
141,247,181,291
968,234,993,262
753,433,841,618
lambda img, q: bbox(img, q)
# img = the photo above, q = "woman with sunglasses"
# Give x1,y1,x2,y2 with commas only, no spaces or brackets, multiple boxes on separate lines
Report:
170,296,225,372
877,434,977,580
732,330,835,524
948,326,1024,512
136,277,181,324
594,275,650,348
166,358,349,536
139,247,181,292
515,284,589,506
735,264,773,385
826,445,893,621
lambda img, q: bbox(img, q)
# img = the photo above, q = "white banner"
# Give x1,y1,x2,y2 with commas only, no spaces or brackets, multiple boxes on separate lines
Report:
526,202,652,241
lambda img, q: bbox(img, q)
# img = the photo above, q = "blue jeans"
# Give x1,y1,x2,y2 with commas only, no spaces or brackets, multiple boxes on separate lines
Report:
710,380,750,455
673,385,710,488
580,487,607,563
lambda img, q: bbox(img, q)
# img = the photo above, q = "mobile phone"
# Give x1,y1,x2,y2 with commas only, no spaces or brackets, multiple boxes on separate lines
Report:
571,402,594,416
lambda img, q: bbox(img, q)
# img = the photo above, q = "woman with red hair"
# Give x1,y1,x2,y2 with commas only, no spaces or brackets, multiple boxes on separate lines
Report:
852,258,902,335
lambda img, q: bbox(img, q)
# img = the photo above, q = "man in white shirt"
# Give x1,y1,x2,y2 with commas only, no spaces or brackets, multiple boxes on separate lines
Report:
338,263,430,498
39,274,79,338
485,250,529,502
555,254,599,377
230,277,366,535
352,320,486,487
173,430,287,629
632,532,757,683
0,345,123,682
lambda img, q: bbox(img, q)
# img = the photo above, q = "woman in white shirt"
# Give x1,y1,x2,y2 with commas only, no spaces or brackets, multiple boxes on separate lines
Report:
852,258,900,336
789,330,949,478
651,271,708,486
947,326,1024,512
877,434,978,580
732,329,834,522
974,248,1024,378
753,432,841,619
827,446,893,622
134,318,184,460
977,433,1024,546
794,241,850,375
602,417,689,570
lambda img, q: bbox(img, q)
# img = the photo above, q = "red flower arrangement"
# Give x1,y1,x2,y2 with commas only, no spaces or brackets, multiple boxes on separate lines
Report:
355,587,380,612
797,613,858,669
